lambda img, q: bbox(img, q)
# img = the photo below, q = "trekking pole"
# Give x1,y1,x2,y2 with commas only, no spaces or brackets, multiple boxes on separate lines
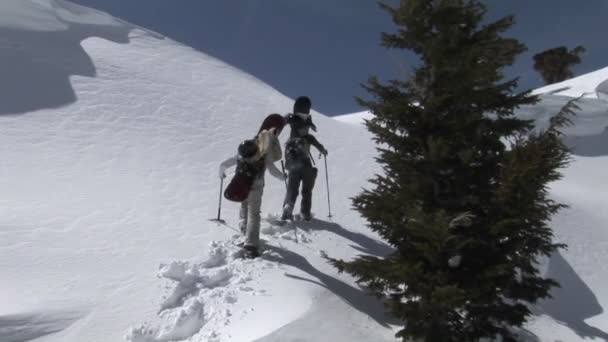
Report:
308,151,316,166
323,155,332,219
209,177,226,224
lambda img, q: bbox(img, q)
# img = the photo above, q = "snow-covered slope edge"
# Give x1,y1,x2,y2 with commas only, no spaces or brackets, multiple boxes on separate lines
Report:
333,111,372,126
533,66,608,99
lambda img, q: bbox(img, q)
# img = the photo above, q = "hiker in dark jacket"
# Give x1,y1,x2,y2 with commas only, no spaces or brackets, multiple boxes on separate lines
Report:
281,96,327,221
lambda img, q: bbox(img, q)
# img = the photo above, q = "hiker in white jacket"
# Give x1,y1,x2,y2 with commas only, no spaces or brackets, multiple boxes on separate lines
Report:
219,125,286,258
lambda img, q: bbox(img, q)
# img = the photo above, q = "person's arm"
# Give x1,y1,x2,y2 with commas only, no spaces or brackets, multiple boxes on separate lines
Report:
306,117,317,132
304,134,327,155
219,155,237,178
265,154,286,181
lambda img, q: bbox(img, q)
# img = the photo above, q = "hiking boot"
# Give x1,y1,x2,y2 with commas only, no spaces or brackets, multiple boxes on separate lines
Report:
301,212,312,221
242,245,260,259
281,204,293,221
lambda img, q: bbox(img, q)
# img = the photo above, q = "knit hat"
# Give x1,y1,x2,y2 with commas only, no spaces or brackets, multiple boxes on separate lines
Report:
293,96,312,114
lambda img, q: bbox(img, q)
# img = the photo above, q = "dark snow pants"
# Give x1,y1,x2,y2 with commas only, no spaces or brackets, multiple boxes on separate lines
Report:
283,166,318,216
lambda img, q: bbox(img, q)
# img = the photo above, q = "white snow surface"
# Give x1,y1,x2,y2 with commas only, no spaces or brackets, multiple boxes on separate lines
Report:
1,1,608,342
333,111,372,126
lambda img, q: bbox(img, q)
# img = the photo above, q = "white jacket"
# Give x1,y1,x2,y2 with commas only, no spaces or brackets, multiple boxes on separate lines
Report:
219,152,285,181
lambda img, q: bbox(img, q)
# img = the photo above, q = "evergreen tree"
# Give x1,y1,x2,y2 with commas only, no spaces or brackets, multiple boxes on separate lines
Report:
329,1,571,341
533,46,586,84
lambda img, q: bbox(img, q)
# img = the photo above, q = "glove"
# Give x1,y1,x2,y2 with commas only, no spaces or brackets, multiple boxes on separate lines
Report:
320,147,328,156
219,165,226,179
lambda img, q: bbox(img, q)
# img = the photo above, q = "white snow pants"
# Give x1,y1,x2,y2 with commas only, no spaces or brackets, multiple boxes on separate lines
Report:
239,177,264,247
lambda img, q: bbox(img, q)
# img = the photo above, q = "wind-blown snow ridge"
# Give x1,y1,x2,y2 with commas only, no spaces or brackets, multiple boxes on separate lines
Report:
0,309,87,342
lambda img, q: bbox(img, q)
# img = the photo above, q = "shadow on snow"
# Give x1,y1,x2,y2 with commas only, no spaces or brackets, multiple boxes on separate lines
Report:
534,251,608,340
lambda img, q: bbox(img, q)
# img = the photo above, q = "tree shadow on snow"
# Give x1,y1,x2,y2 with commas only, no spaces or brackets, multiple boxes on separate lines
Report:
512,328,540,342
533,251,608,340
0,2,156,115
263,245,400,328
295,218,393,257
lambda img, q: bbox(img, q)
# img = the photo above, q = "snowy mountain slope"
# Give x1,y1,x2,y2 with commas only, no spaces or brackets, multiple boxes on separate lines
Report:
1,1,608,342
1,1,390,342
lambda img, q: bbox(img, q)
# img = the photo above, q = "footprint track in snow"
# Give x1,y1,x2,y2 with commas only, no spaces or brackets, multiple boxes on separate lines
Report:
126,217,319,342
126,240,270,342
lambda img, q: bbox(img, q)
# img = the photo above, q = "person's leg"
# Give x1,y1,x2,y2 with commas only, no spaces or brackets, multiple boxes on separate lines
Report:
300,167,318,220
245,179,264,250
281,171,302,220
239,201,248,235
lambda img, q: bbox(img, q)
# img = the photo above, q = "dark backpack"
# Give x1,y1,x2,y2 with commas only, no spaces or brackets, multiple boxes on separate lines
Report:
284,137,309,172
224,139,265,202
235,138,265,179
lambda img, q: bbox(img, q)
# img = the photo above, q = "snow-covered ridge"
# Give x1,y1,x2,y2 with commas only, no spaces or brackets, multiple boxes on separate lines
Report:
333,111,372,126
533,66,608,100
0,0,135,115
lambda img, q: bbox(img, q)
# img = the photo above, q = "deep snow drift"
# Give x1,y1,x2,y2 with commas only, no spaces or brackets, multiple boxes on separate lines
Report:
1,1,608,342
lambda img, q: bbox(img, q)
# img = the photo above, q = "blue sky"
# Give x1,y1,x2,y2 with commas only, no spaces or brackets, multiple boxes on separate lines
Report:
72,0,608,115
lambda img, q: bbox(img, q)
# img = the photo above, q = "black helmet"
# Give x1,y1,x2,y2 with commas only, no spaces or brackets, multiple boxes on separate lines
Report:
293,96,311,114
238,139,258,159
